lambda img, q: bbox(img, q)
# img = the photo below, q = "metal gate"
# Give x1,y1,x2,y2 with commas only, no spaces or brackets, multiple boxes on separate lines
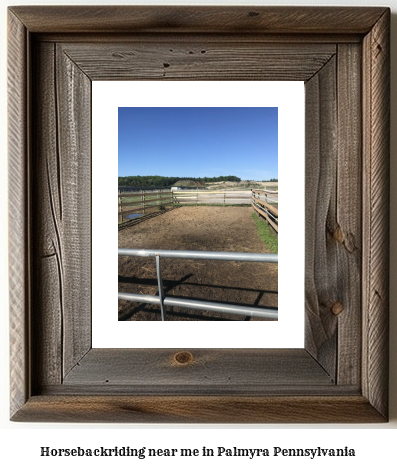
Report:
118,248,278,320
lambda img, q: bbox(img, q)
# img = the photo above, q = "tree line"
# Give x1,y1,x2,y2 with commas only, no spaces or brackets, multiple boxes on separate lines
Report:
118,175,242,187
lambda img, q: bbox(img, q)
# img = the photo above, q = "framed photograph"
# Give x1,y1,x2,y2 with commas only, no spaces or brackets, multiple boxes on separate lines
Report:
93,80,305,349
115,103,282,325
8,6,390,422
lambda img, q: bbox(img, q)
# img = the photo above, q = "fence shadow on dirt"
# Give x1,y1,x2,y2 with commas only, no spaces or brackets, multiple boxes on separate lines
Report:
118,273,278,321
118,206,179,231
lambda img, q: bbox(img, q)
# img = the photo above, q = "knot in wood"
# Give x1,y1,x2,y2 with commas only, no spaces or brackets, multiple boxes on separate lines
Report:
174,351,194,365
333,225,344,244
331,302,344,316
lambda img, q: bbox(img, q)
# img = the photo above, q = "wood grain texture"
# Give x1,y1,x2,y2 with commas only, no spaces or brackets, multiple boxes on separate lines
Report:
34,33,363,45
9,6,387,34
55,45,91,377
305,44,365,388
32,42,63,387
335,44,362,386
60,43,335,82
8,10,30,419
304,56,338,378
31,42,92,387
62,349,333,391
8,6,390,423
11,396,385,424
362,10,390,419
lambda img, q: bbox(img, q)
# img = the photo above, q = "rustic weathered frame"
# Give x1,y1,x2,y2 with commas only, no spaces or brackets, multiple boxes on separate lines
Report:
8,6,390,423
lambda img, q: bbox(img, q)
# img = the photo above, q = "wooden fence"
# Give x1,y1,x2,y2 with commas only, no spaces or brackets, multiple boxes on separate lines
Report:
118,190,174,223
118,189,278,233
251,189,278,233
172,190,251,206
119,190,252,222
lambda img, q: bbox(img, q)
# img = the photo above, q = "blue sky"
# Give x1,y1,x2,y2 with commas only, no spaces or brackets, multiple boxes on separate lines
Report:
118,107,278,181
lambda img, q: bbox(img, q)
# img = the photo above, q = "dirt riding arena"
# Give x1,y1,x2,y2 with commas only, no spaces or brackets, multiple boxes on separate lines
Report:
118,206,278,321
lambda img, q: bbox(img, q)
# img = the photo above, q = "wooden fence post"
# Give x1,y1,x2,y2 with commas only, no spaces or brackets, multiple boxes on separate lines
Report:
120,194,123,223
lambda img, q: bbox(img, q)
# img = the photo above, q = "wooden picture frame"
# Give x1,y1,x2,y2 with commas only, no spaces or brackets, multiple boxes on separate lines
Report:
8,6,390,423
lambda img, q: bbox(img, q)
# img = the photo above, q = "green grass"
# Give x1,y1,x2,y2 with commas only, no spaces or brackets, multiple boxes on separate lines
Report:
251,212,278,253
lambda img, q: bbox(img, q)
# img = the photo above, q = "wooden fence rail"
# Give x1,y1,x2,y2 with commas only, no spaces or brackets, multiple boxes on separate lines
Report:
119,197,174,208
251,189,278,233
173,190,251,207
118,190,174,222
118,189,278,233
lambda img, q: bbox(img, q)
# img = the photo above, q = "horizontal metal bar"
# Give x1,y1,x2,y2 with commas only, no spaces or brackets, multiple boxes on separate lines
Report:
118,292,278,320
118,292,161,304
164,297,278,320
118,248,278,263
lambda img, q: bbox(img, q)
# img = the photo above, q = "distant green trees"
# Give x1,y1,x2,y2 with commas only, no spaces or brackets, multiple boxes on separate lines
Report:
197,175,241,183
118,175,241,187
262,178,278,182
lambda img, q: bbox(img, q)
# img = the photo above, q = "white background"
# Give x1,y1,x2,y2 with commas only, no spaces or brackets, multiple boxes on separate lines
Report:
1,0,396,469
92,81,304,348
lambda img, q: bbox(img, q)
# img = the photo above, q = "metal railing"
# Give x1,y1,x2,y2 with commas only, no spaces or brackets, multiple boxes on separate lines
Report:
118,248,278,321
